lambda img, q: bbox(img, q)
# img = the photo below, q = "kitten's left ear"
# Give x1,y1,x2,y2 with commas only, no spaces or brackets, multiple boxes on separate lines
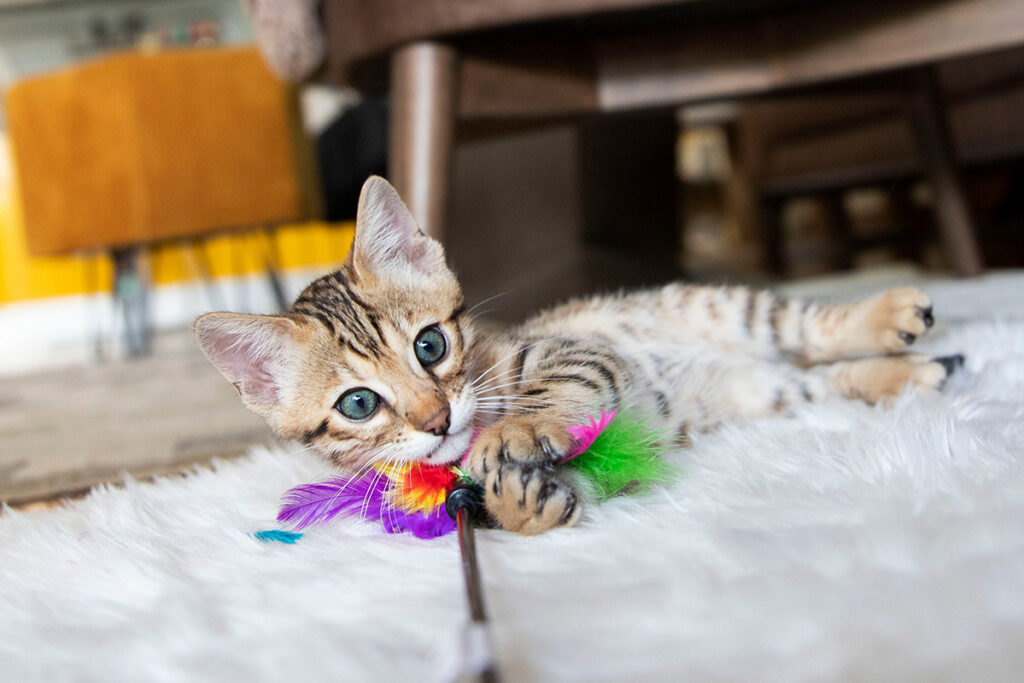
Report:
351,176,449,283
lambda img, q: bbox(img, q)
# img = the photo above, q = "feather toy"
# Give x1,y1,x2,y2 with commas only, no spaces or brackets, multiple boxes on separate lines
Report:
253,529,303,544
272,409,672,539
564,409,674,500
277,463,459,539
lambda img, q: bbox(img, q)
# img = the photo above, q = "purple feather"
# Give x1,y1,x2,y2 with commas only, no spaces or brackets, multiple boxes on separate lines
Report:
381,504,457,539
277,474,388,530
277,473,457,539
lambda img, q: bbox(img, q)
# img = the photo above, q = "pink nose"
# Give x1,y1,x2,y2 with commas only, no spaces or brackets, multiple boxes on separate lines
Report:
421,406,451,436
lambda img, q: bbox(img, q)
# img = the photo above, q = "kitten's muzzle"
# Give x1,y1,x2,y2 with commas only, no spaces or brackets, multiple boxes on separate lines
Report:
422,405,452,436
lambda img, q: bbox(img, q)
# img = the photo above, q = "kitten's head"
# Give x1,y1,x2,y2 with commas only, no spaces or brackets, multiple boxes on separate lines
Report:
195,177,478,469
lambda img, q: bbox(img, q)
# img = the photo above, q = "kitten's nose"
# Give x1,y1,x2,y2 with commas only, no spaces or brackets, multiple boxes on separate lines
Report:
421,406,451,436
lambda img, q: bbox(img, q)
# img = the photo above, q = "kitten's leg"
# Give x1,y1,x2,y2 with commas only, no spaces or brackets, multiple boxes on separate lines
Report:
817,353,964,404
795,287,936,362
671,352,964,433
661,353,831,433
465,338,630,535
656,285,934,362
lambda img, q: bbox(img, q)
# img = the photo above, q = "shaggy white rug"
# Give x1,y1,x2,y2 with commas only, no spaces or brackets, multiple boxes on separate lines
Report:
3,285,1024,681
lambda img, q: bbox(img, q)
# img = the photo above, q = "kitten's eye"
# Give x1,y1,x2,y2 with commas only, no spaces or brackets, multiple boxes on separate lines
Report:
336,388,380,421
414,326,447,367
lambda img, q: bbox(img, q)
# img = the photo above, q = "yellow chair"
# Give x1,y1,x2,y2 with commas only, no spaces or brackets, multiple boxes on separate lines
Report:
3,46,319,353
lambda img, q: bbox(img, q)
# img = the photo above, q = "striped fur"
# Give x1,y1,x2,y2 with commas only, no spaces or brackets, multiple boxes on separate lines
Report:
195,177,957,535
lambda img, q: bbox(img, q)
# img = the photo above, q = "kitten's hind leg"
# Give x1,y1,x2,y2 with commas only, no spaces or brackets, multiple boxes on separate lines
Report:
817,353,964,404
650,285,933,362
670,351,963,435
799,287,935,361
662,354,833,433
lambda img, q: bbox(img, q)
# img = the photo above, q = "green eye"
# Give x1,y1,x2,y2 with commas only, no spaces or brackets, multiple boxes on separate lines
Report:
414,326,447,367
336,388,380,421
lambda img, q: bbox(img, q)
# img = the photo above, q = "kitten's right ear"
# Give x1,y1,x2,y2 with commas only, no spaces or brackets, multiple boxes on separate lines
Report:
194,312,297,415
351,175,449,284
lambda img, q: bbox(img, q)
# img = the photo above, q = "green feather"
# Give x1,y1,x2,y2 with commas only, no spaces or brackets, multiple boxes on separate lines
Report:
568,411,676,501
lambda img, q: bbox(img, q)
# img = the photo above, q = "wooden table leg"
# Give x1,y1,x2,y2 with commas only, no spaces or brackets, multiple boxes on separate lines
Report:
908,66,984,276
823,190,854,271
759,195,786,276
388,41,457,241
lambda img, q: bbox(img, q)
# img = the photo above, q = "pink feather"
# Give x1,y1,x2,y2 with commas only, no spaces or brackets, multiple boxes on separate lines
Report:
564,408,618,461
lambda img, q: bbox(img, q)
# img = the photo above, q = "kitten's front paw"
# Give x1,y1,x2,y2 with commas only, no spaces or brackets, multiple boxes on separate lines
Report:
871,287,934,351
483,461,582,535
462,416,580,535
463,416,574,482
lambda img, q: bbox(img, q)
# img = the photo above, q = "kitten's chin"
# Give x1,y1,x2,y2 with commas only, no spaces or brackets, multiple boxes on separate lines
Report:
426,427,474,466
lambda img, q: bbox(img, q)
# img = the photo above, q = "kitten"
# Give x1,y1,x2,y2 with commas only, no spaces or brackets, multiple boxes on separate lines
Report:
195,177,961,535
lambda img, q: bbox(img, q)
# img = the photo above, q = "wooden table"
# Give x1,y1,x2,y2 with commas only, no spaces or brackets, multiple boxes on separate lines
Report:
322,0,1024,275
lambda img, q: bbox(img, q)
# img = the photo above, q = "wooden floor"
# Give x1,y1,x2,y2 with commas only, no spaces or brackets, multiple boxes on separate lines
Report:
0,330,276,506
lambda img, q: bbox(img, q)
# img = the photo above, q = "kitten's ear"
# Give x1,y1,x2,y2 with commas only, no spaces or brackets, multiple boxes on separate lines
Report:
194,312,298,415
351,176,449,283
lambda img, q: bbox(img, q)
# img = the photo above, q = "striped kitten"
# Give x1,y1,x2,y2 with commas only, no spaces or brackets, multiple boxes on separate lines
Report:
195,177,961,535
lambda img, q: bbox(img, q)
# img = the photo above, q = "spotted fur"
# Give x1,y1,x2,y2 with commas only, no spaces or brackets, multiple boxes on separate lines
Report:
195,177,959,536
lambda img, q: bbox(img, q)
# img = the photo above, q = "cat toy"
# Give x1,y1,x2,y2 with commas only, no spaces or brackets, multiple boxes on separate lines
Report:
259,409,672,682
443,480,496,681
273,409,672,539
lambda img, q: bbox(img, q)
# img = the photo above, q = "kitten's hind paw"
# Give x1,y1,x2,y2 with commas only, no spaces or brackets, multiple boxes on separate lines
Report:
873,287,934,351
826,352,964,404
933,353,965,378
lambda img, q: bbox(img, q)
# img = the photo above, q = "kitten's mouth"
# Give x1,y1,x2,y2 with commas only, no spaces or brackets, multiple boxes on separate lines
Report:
425,427,474,466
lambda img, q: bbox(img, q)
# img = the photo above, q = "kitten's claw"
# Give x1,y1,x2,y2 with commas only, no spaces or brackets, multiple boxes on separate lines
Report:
933,353,965,378
538,435,560,462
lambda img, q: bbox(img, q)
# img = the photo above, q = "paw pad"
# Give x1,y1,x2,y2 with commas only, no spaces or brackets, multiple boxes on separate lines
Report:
898,331,917,345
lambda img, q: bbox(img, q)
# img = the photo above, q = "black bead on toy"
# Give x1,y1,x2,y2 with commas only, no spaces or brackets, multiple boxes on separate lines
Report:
445,482,484,521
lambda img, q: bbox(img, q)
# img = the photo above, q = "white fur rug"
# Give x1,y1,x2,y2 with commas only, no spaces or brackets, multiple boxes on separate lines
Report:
4,301,1024,681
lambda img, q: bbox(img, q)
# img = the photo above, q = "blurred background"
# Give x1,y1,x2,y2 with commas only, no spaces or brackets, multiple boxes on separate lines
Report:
1,0,1022,507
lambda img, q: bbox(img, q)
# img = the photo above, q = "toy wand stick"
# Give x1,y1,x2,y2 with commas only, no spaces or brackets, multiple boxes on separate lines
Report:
445,484,501,683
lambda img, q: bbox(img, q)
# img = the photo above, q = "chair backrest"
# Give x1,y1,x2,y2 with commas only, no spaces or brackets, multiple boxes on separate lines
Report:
4,46,318,256
734,47,1024,196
